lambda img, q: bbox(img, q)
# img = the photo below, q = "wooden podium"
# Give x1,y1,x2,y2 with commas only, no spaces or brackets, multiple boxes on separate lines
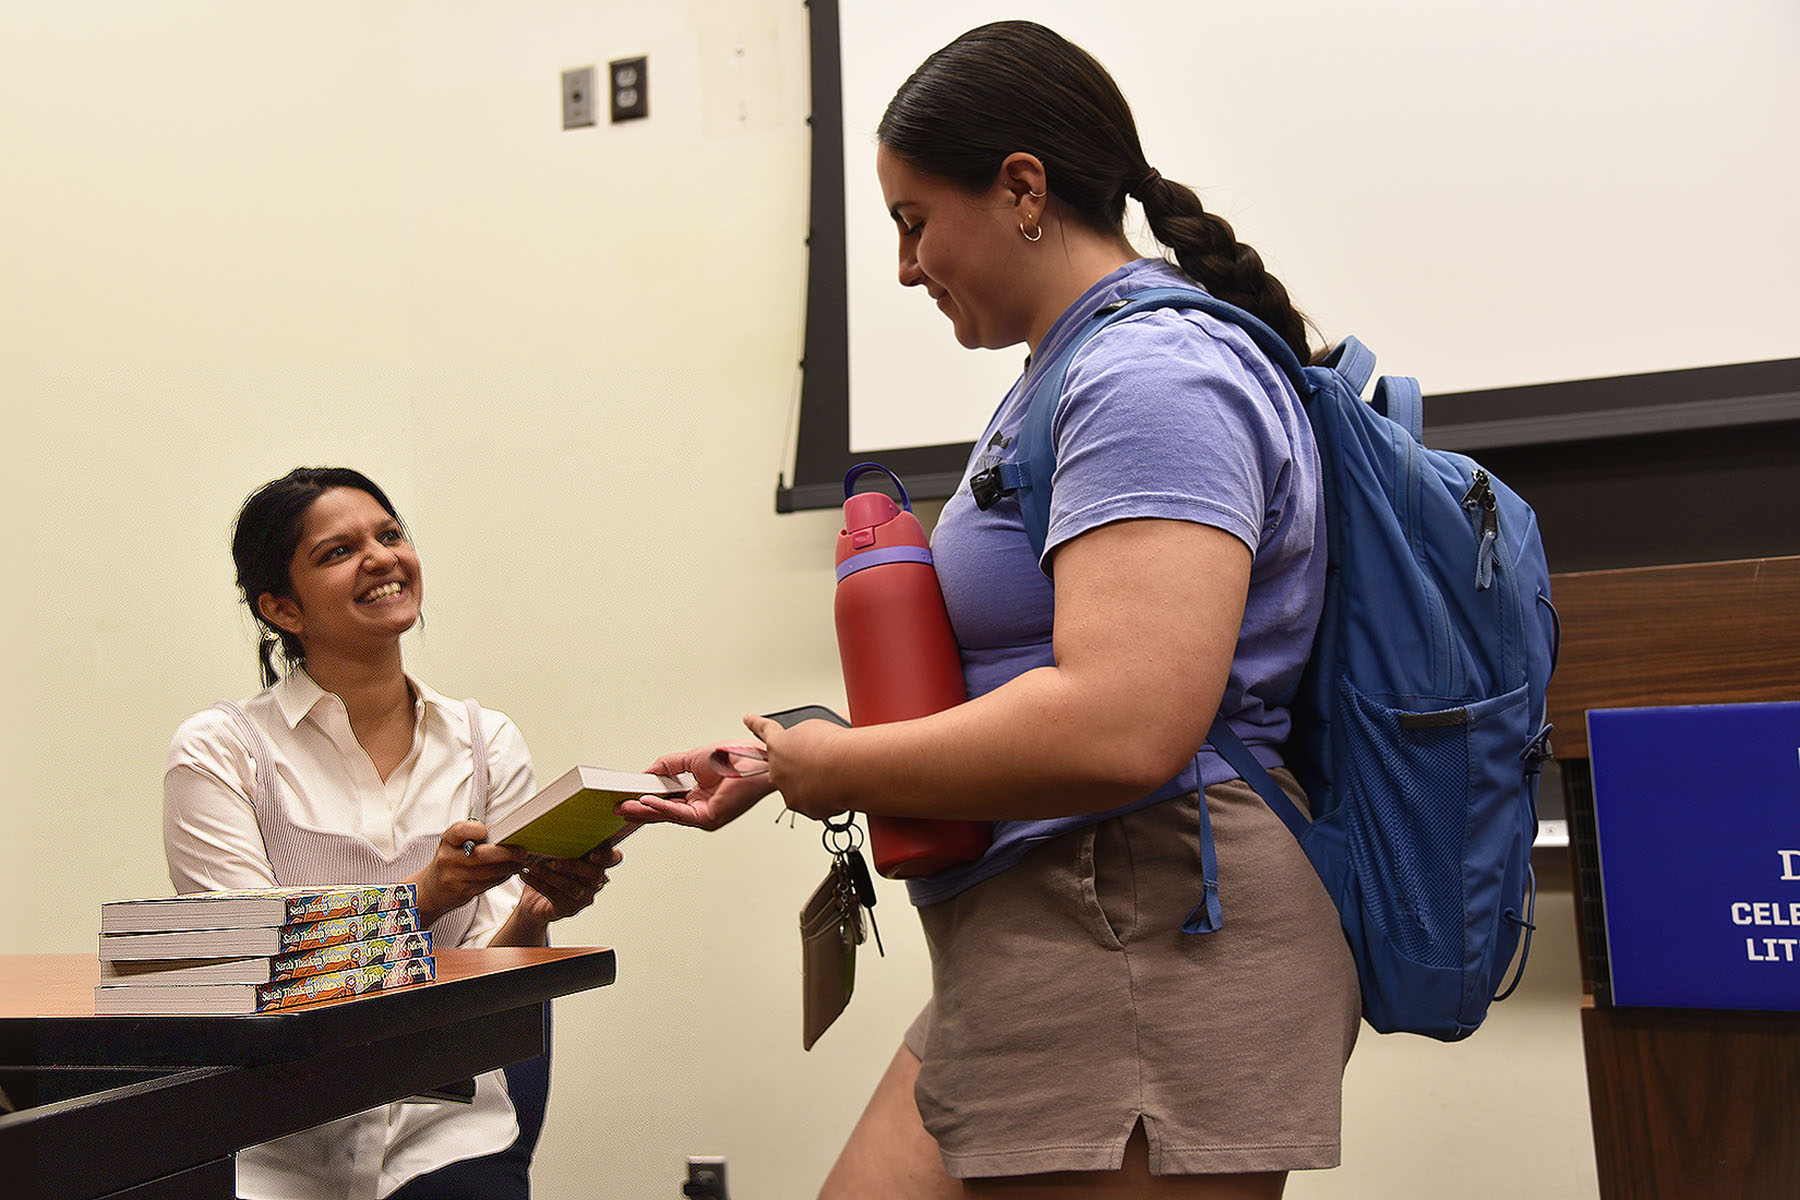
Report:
1547,556,1800,1199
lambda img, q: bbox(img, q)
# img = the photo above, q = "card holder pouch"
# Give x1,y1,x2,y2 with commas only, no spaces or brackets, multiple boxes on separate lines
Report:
800,867,862,1050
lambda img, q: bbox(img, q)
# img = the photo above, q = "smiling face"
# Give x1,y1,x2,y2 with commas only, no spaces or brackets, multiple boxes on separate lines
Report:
257,486,422,661
876,144,1039,352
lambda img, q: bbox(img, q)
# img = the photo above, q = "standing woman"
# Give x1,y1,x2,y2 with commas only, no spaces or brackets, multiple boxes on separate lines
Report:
626,20,1359,1200
165,467,613,1200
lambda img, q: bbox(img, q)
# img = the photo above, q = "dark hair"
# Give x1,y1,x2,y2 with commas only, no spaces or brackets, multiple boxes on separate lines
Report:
231,467,407,687
878,20,1314,361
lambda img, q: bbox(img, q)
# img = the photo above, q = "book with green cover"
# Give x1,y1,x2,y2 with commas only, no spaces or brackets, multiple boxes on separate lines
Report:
100,883,417,934
485,765,689,859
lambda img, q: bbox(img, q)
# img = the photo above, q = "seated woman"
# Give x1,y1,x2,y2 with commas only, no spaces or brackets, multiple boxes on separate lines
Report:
164,466,614,1200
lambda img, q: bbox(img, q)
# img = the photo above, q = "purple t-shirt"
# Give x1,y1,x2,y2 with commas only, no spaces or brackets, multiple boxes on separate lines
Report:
907,258,1324,907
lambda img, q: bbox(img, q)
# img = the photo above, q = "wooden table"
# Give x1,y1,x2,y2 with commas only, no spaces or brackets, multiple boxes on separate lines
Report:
0,947,614,1200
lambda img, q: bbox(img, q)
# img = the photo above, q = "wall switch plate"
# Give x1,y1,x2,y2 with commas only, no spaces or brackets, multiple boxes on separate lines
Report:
562,66,596,129
609,56,648,123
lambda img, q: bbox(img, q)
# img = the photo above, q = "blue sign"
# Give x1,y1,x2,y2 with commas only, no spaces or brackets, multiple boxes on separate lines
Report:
1589,702,1800,1011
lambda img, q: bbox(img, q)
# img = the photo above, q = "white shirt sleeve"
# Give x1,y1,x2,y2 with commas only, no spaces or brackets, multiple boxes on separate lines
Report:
162,709,281,893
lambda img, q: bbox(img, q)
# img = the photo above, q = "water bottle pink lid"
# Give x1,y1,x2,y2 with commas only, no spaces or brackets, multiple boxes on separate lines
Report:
843,489,901,536
841,462,910,536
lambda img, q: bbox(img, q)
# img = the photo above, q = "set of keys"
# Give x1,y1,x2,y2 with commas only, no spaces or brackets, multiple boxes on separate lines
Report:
800,814,882,1048
717,707,883,957
822,815,883,957
703,709,895,1049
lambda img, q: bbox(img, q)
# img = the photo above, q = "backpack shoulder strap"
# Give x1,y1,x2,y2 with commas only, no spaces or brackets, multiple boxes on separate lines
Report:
1206,717,1308,838
1007,287,1308,562
996,287,1346,938
1187,716,1316,937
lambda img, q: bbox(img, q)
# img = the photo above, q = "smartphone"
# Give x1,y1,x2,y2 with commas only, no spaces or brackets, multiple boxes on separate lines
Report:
761,704,850,729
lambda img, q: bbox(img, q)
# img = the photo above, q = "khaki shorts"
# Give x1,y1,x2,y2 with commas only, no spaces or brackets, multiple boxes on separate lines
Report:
903,775,1360,1179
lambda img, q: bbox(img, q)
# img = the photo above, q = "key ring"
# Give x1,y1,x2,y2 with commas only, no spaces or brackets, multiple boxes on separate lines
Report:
822,815,863,856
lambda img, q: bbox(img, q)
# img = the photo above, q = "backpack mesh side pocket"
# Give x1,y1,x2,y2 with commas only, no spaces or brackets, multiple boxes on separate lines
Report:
1338,679,1471,970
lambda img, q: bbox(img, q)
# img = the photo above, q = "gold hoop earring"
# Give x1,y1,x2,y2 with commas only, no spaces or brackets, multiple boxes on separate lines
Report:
1020,220,1042,243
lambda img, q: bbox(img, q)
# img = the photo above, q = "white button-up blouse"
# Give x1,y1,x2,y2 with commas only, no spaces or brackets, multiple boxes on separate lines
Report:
164,669,536,1200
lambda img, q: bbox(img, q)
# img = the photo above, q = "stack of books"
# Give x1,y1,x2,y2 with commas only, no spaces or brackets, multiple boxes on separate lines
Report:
95,883,436,1015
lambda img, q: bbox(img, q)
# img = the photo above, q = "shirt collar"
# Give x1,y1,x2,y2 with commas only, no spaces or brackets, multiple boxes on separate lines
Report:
271,667,450,730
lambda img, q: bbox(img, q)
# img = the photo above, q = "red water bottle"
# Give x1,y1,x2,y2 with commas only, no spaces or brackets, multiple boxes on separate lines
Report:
834,463,991,878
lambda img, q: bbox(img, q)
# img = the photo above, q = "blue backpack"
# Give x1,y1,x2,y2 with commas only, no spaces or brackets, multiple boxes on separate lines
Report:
978,286,1560,1040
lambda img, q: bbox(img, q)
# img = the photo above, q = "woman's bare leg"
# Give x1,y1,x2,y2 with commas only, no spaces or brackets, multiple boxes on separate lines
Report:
820,1050,1287,1200
818,1044,962,1200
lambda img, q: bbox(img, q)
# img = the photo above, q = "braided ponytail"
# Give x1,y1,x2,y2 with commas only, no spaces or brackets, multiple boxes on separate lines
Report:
1135,175,1314,362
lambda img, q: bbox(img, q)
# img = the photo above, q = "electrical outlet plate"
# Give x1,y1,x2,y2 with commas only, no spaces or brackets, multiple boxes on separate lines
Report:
562,66,596,130
684,1156,727,1198
610,56,649,123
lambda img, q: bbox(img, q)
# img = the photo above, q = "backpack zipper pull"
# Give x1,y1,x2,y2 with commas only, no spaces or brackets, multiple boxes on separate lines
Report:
1462,470,1500,589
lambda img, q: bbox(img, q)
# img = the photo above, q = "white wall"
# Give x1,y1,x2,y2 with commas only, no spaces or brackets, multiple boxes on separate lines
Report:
1,3,1596,1197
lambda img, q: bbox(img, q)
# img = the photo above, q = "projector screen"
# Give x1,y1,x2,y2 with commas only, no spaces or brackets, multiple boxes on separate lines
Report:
780,0,1800,511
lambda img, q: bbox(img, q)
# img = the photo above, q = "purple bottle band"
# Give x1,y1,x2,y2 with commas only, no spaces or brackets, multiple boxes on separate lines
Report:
835,544,934,583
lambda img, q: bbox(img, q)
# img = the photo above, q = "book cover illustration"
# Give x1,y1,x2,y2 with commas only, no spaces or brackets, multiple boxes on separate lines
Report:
100,883,419,933
276,907,425,954
94,954,438,1015
98,930,434,985
100,906,423,961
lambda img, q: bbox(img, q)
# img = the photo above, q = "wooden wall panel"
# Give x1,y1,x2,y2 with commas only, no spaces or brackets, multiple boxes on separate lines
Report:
1545,556,1800,759
1581,1001,1800,1200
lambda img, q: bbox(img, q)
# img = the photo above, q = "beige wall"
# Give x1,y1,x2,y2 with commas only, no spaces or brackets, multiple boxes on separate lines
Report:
0,3,1596,1196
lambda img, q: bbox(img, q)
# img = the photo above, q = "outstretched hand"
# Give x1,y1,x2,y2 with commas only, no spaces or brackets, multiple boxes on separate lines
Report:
614,739,776,831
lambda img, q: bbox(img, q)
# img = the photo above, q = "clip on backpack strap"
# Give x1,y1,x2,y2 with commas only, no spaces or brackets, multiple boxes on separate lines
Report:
970,459,1034,518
